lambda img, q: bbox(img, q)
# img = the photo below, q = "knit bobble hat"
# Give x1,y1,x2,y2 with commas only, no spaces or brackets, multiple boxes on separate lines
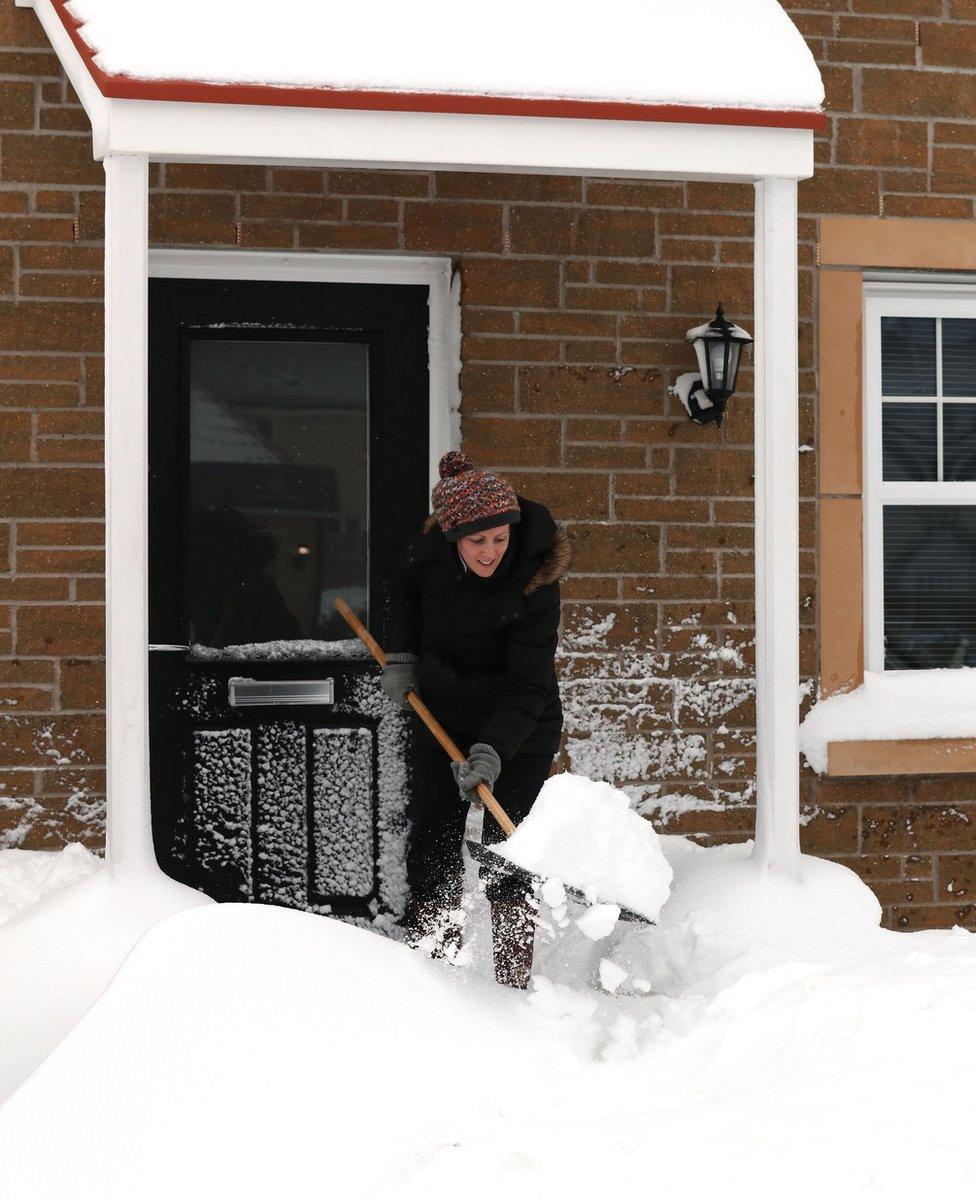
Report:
430,451,521,542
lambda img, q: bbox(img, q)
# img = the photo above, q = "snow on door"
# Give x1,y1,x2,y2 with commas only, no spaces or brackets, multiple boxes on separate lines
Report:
147,277,429,923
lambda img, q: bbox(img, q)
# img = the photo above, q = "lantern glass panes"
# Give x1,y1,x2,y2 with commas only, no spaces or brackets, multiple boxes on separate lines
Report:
687,305,753,402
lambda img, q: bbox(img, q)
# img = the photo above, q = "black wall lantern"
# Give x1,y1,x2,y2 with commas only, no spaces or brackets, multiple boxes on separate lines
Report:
674,305,753,427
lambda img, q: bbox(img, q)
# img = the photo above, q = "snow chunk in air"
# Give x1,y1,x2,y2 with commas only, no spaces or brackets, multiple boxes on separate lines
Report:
497,773,672,922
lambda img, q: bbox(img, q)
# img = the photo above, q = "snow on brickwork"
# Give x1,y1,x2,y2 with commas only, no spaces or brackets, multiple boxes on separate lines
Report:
557,609,755,824
192,728,252,899
65,0,823,114
312,727,374,899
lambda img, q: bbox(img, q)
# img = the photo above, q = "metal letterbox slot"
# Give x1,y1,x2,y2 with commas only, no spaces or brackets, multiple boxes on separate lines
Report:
228,678,335,707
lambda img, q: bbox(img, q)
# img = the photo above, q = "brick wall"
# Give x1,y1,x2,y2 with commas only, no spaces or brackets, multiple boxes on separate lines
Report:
1,0,975,929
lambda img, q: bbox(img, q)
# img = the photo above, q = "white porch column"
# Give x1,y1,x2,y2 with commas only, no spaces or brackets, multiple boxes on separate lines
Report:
103,152,154,876
751,176,801,879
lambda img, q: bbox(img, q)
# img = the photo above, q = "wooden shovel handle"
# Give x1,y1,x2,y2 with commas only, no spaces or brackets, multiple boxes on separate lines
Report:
334,598,517,837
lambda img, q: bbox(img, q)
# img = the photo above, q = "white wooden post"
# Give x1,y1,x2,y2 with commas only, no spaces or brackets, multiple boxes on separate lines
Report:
103,152,154,877
751,176,801,879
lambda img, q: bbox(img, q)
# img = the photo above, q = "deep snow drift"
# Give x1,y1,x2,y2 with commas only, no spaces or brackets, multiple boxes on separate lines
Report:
3,835,976,1198
0,844,101,926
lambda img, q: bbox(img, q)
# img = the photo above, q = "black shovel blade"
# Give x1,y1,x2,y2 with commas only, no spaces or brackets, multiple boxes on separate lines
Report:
465,840,651,925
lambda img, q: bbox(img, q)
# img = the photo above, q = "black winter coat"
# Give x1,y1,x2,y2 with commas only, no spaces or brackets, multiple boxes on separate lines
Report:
386,497,572,762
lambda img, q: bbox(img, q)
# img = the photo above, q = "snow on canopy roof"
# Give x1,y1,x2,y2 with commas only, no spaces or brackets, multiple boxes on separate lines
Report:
59,0,825,128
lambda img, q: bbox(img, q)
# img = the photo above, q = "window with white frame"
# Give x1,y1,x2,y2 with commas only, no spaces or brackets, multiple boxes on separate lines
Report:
863,282,976,673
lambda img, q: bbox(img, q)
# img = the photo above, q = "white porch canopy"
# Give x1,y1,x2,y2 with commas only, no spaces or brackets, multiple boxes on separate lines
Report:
20,0,824,882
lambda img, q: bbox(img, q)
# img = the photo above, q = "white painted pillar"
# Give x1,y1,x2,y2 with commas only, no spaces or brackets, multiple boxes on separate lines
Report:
751,176,801,879
103,152,154,877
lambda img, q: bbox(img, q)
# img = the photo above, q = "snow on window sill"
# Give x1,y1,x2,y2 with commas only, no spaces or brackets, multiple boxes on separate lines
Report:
800,668,976,776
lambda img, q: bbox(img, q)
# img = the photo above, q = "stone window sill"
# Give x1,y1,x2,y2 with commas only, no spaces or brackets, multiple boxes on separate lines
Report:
827,738,976,778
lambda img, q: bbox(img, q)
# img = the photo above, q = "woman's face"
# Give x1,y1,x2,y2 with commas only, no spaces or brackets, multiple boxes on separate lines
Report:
457,525,511,578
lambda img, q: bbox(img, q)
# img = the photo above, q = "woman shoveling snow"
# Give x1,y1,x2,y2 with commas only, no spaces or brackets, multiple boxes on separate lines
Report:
354,450,672,989
378,450,572,987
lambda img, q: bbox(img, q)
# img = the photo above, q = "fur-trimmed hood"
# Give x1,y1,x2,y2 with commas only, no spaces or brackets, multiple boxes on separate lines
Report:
420,497,572,596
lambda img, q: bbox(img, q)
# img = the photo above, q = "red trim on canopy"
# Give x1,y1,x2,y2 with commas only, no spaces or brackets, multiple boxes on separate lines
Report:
53,0,827,132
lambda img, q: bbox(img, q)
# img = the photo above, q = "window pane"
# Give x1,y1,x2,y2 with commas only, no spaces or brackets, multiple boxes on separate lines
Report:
943,403,976,481
881,316,936,396
942,318,976,397
186,339,369,650
882,402,937,481
883,505,976,669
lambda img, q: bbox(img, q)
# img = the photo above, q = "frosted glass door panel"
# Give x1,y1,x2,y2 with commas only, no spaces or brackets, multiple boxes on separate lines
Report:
186,338,368,648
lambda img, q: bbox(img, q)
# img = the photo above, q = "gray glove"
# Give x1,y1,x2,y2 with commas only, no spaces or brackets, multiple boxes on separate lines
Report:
451,743,501,803
381,652,419,711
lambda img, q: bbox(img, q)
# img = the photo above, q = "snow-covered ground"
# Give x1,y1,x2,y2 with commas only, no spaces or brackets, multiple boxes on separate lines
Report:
0,844,101,926
2,831,975,1198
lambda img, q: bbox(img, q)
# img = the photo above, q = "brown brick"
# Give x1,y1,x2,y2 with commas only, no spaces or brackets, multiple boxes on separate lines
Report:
0,410,30,461
17,548,103,574
270,167,324,193
861,68,976,119
520,366,660,415
164,163,268,191
615,498,708,523
240,193,341,221
297,223,399,251
827,39,917,64
35,439,102,464
565,443,646,470
584,181,684,208
17,604,103,656
327,169,430,197
19,245,102,272
887,904,976,932
404,201,502,252
461,259,560,308
436,172,581,202
872,879,936,906
0,714,103,767
0,303,100,354
60,658,105,711
463,335,558,363
936,855,976,902
0,80,36,129
20,272,102,299
883,194,973,219
0,6,55,46
150,192,236,244
509,207,653,257
800,806,860,854
934,121,976,146
520,312,617,337
34,189,75,214
18,520,102,546
821,65,856,112
671,266,752,315
566,523,660,573
345,198,398,222
458,364,516,412
593,262,667,287
238,224,295,248
671,447,752,498
39,106,90,134
835,118,928,167
506,472,608,520
836,15,918,39
462,416,562,467
0,577,69,601
1,135,101,186
863,805,976,853
0,467,102,518
0,51,60,77
931,146,976,194
799,167,881,215
921,22,976,68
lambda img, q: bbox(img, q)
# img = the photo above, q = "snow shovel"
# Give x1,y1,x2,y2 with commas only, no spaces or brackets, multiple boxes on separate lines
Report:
334,598,650,924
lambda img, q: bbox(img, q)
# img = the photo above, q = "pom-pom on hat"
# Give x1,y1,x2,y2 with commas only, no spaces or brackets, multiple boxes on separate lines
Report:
431,451,521,542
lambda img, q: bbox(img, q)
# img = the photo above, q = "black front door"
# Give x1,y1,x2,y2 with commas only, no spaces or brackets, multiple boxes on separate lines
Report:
148,277,429,923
